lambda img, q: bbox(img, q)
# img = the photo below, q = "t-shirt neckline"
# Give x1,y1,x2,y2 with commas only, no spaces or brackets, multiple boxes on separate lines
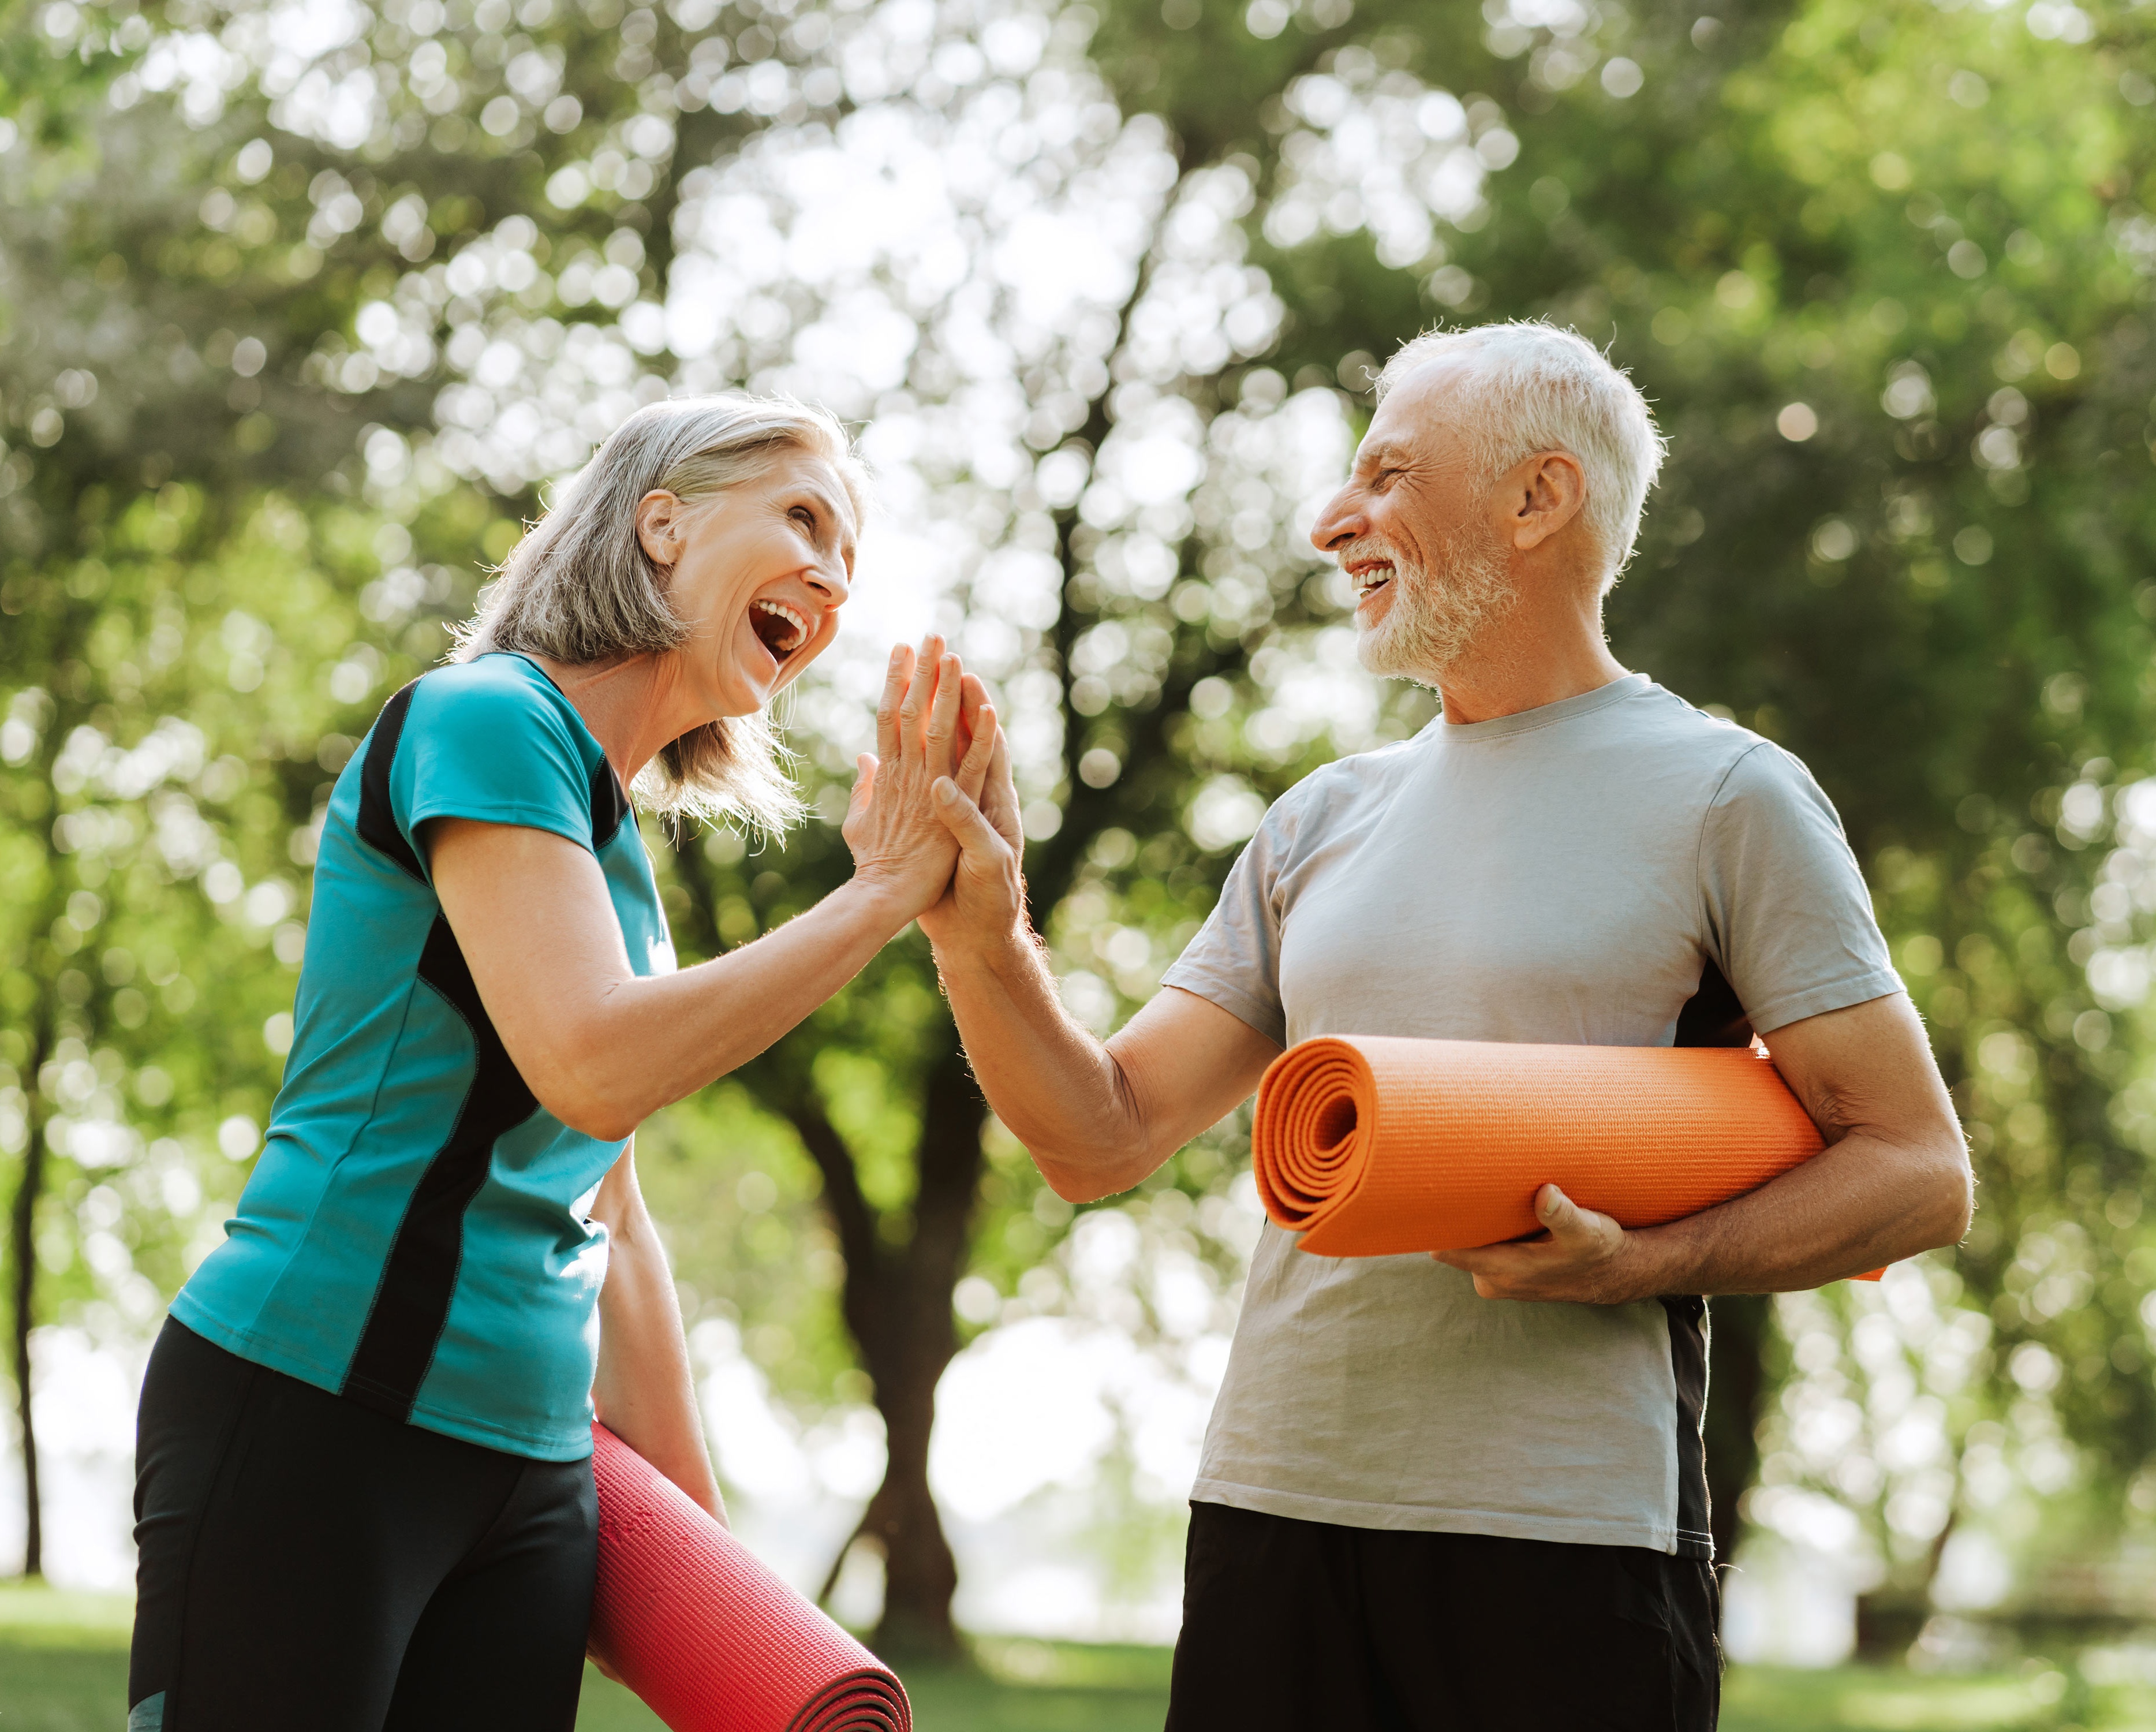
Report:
488,650,632,808
1435,671,1651,744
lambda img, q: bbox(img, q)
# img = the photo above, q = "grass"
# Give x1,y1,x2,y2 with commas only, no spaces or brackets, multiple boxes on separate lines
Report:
5,1581,2153,1731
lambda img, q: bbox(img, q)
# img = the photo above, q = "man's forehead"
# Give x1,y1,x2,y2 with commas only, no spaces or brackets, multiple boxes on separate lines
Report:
1358,360,1478,465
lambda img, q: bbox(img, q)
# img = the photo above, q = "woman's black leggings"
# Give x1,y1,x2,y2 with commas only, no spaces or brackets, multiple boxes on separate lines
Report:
129,1318,597,1732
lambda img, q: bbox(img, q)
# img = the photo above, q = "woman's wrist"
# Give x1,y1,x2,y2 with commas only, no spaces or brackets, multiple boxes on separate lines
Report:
835,867,931,934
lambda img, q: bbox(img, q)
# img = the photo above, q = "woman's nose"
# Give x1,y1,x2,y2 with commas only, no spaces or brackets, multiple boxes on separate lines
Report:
806,559,851,607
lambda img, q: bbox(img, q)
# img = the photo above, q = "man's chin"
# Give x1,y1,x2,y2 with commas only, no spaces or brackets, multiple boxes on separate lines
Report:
1355,622,1444,684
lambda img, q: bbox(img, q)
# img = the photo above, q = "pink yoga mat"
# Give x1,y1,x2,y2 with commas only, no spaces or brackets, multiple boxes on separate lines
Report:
587,1423,911,1732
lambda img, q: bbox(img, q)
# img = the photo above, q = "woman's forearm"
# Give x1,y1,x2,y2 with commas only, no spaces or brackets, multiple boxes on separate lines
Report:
533,871,917,1141
591,1153,726,1522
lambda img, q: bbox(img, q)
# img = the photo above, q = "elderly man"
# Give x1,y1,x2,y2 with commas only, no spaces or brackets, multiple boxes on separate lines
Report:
924,322,1971,1729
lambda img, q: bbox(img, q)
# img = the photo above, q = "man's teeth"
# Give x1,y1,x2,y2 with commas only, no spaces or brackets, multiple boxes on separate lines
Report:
751,598,806,653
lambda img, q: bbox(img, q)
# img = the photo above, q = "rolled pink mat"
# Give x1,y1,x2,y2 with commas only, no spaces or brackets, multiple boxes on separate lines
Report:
587,1423,911,1732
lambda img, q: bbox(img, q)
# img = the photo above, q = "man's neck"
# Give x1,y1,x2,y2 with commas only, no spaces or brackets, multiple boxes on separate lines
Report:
1429,610,1629,727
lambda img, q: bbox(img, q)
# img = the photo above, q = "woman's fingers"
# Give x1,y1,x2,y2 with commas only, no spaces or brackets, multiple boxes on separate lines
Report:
955,702,997,804
926,652,963,775
876,645,910,765
899,634,944,757
847,753,879,815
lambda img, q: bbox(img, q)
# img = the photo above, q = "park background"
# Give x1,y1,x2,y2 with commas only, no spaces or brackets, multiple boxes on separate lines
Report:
5,0,2156,1723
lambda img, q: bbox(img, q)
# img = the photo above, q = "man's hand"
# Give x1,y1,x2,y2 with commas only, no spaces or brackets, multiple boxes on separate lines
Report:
917,722,1026,953
1433,1184,1647,1305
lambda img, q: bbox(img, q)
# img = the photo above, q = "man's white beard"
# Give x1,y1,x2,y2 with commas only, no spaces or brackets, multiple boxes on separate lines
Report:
1351,531,1518,685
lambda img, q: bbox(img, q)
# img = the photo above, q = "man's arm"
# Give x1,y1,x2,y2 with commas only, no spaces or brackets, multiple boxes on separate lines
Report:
1437,991,1973,1302
924,750,1279,1199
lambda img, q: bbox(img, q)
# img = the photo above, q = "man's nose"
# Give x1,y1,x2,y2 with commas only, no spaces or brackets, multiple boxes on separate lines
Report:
1309,484,1366,554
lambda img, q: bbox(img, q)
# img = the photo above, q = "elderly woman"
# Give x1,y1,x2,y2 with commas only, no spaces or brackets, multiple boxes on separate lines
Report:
126,395,999,1731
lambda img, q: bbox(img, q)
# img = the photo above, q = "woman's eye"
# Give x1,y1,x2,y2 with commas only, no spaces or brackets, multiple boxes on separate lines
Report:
791,506,818,533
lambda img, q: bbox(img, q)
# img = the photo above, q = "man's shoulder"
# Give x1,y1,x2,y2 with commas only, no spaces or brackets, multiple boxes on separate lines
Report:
1271,731,1428,819
1606,682,1801,783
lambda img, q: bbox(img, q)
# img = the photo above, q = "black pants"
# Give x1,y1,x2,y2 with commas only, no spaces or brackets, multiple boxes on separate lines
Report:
1165,1502,1720,1731
129,1319,597,1732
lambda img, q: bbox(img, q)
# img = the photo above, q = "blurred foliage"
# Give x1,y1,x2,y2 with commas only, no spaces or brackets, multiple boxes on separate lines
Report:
5,0,2156,1647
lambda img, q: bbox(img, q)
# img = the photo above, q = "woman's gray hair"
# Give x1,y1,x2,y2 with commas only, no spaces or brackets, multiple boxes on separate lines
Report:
454,394,867,836
1374,322,1666,593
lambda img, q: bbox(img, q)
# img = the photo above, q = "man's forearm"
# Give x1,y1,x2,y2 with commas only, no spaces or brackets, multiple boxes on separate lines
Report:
932,926,1154,1199
1619,1127,1971,1298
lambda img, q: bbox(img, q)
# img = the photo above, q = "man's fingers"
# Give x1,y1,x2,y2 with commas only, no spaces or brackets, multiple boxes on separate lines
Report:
875,647,910,763
932,777,1006,853
955,703,997,803
849,752,879,812
983,729,1023,851
1535,1184,1611,1245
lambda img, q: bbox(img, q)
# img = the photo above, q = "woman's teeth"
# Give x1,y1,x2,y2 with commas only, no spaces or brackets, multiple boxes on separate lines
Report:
750,598,807,657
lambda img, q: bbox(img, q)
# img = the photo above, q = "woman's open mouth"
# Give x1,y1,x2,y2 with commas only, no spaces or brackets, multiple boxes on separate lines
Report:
749,598,809,663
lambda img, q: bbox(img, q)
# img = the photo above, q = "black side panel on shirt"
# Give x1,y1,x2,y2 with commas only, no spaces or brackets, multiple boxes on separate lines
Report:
589,757,629,849
1660,1294,1714,1561
343,916,540,1420
356,682,427,883
1675,957,1753,1048
1665,954,1748,1564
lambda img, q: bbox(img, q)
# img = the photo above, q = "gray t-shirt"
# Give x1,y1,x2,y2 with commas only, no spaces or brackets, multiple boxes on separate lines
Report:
1160,673,1901,1557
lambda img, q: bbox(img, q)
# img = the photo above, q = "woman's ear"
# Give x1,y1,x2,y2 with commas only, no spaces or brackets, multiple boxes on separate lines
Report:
634,489,686,569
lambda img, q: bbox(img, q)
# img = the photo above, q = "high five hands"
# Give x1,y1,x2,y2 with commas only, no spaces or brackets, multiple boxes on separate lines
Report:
842,636,1007,924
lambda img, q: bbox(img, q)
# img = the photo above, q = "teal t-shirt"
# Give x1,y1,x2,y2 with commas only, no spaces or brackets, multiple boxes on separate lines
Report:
174,652,675,1461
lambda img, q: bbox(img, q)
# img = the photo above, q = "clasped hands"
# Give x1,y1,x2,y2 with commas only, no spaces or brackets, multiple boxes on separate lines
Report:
840,635,1026,943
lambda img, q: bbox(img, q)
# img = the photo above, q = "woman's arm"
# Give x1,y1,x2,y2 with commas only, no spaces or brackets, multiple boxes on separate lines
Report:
589,1143,724,1521
428,645,996,1139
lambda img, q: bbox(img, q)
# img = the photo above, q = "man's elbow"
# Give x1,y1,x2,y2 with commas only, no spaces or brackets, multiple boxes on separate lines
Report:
1917,1135,1976,1249
1033,1145,1149,1205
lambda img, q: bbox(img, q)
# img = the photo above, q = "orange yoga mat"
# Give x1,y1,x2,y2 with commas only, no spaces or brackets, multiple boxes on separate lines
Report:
588,1424,911,1732
1254,1036,1880,1277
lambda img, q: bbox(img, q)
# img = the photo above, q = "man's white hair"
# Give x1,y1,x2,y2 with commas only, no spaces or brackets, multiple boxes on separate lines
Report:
1373,321,1666,592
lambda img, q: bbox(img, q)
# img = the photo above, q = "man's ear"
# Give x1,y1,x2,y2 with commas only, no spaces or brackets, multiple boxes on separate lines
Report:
634,489,685,569
1507,451,1589,553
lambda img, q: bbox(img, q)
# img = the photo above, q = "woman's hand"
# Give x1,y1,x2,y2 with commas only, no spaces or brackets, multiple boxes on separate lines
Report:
842,636,998,919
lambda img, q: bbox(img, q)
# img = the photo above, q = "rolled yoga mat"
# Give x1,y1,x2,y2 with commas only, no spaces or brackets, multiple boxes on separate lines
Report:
1253,1035,1882,1278
588,1423,911,1732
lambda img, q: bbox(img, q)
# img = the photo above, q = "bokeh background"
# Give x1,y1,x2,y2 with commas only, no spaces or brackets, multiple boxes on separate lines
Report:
5,0,2156,1723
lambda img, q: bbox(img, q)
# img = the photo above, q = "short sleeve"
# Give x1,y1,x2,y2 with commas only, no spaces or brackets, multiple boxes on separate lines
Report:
1159,798,1300,1047
390,662,597,867
1699,742,1903,1035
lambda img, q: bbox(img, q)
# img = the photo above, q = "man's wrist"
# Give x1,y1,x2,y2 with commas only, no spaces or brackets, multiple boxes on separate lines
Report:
929,913,1037,977
1612,1223,1696,1302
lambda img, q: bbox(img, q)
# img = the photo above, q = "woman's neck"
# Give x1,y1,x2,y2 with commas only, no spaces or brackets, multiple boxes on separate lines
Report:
522,651,694,789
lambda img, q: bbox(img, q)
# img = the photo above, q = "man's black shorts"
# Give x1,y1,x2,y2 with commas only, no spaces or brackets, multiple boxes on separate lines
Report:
1165,1502,1721,1731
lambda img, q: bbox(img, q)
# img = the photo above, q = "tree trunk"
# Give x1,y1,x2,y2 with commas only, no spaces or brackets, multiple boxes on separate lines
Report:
9,1012,52,1580
780,1036,985,1659
1703,1292,1770,1580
